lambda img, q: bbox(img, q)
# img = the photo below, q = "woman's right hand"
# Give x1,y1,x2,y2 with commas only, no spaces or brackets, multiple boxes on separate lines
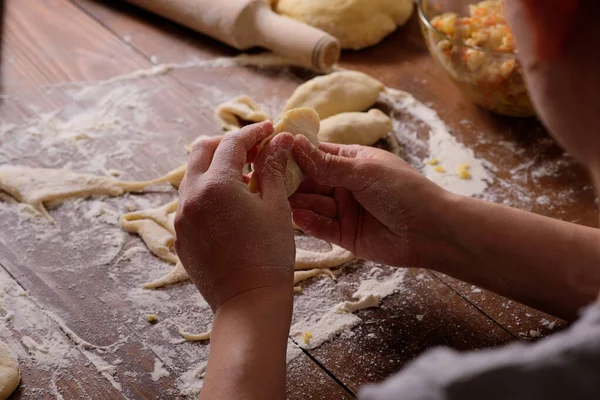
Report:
290,136,455,269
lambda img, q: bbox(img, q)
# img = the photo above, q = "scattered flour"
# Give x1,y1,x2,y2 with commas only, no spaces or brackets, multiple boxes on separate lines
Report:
381,89,492,197
151,357,171,381
0,50,580,398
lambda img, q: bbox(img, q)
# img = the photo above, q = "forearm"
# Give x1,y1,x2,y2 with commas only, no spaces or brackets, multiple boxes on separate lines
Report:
200,287,293,400
430,194,600,320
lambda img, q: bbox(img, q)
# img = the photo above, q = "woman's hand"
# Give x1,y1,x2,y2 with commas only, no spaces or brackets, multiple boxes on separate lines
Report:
290,136,453,269
174,121,296,313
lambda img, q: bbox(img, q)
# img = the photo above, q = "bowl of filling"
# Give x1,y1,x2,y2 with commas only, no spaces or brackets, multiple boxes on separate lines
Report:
417,0,535,117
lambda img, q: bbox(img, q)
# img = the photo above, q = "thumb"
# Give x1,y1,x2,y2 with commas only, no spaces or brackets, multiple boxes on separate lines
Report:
253,132,294,201
293,135,362,191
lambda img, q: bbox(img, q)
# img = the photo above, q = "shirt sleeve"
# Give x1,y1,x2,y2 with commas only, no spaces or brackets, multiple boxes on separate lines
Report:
359,304,600,400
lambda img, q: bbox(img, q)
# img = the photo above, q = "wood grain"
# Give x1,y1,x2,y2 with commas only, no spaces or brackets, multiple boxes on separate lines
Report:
1,1,350,399
2,0,596,398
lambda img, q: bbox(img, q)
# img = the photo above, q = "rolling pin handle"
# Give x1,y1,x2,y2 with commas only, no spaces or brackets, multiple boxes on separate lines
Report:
251,4,341,71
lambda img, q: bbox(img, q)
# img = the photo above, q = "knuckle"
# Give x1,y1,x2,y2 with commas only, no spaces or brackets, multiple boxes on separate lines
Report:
264,159,287,177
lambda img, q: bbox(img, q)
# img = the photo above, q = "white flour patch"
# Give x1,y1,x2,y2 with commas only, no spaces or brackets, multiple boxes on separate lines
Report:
381,89,492,197
151,357,171,381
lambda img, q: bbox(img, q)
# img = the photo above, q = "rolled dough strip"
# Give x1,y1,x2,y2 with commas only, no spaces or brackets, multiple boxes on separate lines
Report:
0,165,184,221
178,327,211,342
143,262,190,289
0,340,20,399
120,218,178,265
121,199,178,235
215,95,271,131
294,268,335,284
295,244,355,270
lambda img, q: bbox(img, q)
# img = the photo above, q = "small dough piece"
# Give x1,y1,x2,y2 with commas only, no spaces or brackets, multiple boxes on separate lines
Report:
319,109,392,145
284,71,385,119
0,165,184,221
0,340,19,400
294,268,335,284
178,327,211,342
295,244,355,270
143,262,190,289
120,200,179,265
275,0,414,50
249,108,320,196
215,95,271,131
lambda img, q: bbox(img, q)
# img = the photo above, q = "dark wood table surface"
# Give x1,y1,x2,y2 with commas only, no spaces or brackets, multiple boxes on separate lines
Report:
1,1,595,399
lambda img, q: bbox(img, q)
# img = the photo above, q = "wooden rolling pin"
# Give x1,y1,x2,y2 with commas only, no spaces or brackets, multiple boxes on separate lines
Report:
126,0,341,71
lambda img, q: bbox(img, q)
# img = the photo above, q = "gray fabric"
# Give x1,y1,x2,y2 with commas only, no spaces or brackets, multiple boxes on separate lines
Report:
359,304,600,400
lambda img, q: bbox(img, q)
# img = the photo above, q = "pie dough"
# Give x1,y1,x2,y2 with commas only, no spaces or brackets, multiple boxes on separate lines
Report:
120,199,178,266
178,327,211,342
0,340,19,400
319,109,393,145
0,165,185,221
143,262,189,289
274,0,414,50
284,71,385,119
249,107,321,196
294,268,335,284
215,95,271,131
295,244,354,270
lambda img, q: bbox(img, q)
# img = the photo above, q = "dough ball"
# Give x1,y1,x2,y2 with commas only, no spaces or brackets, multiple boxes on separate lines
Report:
249,108,320,196
284,71,385,119
319,109,392,146
0,341,20,400
274,0,414,50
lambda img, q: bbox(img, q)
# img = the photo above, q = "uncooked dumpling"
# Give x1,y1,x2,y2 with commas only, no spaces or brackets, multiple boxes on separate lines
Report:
215,95,271,131
274,0,414,50
249,108,320,196
0,340,19,399
319,109,392,145
284,71,385,119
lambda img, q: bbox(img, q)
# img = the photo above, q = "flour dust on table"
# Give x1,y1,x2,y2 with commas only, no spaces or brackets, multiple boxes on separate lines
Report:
0,51,522,398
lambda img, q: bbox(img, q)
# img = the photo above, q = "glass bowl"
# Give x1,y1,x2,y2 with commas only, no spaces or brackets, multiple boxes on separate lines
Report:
417,0,535,117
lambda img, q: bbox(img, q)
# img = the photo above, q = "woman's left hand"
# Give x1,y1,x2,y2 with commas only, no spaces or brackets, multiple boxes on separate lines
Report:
174,121,296,313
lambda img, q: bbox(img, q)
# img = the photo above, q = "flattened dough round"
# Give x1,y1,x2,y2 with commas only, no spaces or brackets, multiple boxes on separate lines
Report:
0,340,20,400
319,109,392,145
284,71,384,120
274,0,414,50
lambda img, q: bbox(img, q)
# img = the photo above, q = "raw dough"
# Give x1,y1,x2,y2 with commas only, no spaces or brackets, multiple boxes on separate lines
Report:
249,108,321,196
0,340,19,400
295,244,355,270
143,262,190,289
294,268,335,284
274,0,414,50
319,109,392,145
215,95,271,131
0,165,185,221
284,71,385,119
178,327,211,342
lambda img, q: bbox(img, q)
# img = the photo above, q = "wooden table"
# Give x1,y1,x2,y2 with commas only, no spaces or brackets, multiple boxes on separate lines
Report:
0,1,595,399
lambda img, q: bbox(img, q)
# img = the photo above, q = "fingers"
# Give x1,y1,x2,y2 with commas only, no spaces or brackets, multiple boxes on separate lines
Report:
253,132,294,202
318,142,362,158
289,193,337,218
187,136,223,175
295,178,333,196
293,135,365,191
211,121,274,177
292,209,340,244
